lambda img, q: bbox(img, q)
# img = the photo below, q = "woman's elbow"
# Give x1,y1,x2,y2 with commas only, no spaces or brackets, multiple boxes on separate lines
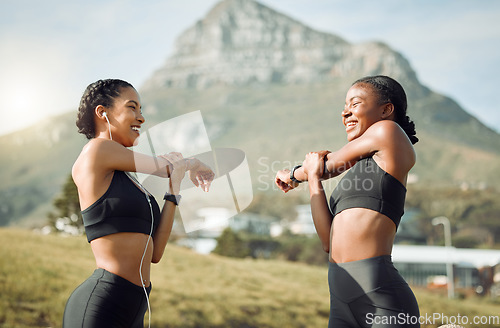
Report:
319,238,330,253
151,252,164,264
317,233,330,253
322,244,330,253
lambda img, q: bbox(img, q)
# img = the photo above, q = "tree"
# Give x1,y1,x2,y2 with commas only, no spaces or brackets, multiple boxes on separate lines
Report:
212,228,250,258
47,174,83,235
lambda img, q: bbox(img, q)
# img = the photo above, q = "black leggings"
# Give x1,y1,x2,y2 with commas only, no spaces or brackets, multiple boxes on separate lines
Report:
63,268,151,328
329,255,420,328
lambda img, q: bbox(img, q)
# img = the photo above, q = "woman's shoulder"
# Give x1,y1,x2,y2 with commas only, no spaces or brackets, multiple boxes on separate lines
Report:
367,120,414,150
367,120,405,138
369,120,416,170
79,138,123,161
83,137,115,151
73,139,114,175
74,137,138,178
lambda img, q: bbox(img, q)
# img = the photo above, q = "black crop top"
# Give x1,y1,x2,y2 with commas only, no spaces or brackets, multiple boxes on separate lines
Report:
81,171,161,242
329,157,406,229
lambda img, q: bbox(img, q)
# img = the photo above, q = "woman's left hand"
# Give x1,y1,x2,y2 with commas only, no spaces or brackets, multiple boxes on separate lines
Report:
159,152,187,194
188,159,214,192
275,169,300,193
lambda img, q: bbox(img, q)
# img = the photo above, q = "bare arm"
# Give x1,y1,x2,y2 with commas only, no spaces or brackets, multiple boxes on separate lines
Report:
151,153,186,263
81,139,215,187
81,138,172,177
151,153,215,263
302,152,333,253
275,120,400,191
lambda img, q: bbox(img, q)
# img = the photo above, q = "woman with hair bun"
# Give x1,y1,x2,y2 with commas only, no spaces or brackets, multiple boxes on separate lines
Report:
63,79,214,327
276,76,420,327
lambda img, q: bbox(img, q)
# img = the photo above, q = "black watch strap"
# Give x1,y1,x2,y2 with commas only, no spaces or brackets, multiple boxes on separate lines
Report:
163,193,181,205
290,165,303,183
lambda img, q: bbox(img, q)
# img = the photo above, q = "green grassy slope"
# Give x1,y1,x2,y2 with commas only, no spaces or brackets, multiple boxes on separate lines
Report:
1,228,499,327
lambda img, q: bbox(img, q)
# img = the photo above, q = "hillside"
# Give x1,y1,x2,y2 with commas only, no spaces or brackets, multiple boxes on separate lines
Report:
1,0,500,227
138,83,500,187
1,228,500,328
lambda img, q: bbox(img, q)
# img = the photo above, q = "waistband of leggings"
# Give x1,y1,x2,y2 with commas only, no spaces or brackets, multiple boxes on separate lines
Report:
92,268,152,294
328,255,406,297
330,254,393,270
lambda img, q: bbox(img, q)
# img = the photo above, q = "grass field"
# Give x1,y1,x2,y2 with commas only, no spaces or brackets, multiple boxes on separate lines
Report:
1,228,499,328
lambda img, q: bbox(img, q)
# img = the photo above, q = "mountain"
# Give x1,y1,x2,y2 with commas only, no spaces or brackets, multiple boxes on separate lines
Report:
143,0,419,90
2,0,500,227
142,0,499,151
139,0,500,182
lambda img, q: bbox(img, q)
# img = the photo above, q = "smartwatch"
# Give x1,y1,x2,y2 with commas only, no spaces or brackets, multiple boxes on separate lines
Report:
290,165,303,183
163,193,182,206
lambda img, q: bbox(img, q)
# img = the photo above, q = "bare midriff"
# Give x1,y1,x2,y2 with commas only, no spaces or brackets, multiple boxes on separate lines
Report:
329,208,396,263
90,232,154,287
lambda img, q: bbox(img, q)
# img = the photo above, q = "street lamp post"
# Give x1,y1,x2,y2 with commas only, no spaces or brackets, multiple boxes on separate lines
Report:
432,216,455,299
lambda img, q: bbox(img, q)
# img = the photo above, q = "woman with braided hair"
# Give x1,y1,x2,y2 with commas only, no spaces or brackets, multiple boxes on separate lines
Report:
63,79,214,327
276,76,420,327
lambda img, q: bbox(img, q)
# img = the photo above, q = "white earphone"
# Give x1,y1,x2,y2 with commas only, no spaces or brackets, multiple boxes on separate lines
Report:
102,112,112,140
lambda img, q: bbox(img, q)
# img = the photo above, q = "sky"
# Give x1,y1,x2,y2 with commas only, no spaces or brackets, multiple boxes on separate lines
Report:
1,0,499,136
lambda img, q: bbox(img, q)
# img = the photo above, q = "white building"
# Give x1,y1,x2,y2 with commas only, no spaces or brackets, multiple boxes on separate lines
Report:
177,207,280,254
288,204,317,235
392,245,500,290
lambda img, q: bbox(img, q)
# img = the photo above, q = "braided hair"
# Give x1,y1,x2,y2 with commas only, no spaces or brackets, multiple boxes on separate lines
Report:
76,79,134,139
353,75,418,144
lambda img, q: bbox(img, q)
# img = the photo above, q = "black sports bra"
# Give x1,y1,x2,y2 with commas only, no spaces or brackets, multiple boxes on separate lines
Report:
329,157,406,229
81,171,161,242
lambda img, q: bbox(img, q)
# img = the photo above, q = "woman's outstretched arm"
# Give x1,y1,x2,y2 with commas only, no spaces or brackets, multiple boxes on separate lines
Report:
275,120,399,192
302,152,333,253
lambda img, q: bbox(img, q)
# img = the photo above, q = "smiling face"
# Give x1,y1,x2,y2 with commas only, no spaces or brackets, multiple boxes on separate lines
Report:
342,83,390,142
105,86,144,147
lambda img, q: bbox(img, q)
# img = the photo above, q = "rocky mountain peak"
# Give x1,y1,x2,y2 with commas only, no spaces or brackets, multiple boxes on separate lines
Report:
142,0,420,90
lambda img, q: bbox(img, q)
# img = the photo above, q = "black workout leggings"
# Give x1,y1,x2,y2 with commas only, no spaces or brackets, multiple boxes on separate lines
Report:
329,255,420,328
63,268,151,328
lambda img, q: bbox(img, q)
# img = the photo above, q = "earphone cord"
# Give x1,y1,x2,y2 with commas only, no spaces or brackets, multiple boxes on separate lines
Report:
139,194,153,328
126,172,153,328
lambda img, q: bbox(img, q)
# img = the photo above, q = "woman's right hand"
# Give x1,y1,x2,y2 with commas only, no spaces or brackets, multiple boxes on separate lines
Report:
302,152,325,181
187,159,214,192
